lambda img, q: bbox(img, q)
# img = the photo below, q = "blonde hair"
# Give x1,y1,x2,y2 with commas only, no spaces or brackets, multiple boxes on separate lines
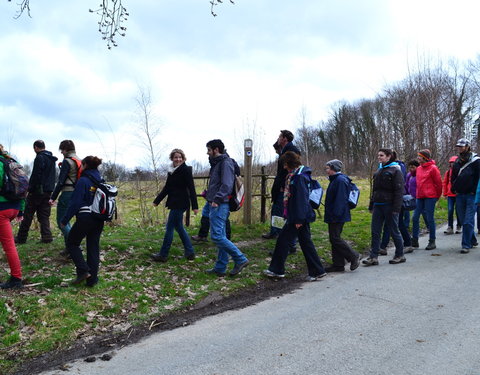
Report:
169,148,186,161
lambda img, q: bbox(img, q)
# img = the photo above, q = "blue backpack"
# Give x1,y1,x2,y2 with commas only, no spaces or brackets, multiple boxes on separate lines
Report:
297,166,323,209
348,181,360,209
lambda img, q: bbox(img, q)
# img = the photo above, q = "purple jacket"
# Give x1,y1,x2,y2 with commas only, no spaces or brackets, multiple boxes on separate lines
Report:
406,172,417,198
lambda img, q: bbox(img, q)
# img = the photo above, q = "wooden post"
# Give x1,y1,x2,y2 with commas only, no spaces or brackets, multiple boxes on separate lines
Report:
260,166,267,223
243,139,253,225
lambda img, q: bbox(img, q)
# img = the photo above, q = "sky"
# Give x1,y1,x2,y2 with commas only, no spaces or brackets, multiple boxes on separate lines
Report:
1,0,479,170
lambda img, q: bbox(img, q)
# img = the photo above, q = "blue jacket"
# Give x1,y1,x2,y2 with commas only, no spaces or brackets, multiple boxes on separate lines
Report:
61,169,102,225
324,173,351,223
206,154,235,205
285,166,316,225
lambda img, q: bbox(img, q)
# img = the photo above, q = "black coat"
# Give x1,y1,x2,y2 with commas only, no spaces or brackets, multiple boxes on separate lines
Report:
451,152,480,195
369,163,404,213
271,142,301,201
29,150,58,194
153,163,198,210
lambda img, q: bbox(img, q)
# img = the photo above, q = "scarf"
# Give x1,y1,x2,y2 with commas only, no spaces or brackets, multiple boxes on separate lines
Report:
283,167,300,218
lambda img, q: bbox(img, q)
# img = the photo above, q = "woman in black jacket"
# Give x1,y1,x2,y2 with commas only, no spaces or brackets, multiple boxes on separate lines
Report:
151,149,198,262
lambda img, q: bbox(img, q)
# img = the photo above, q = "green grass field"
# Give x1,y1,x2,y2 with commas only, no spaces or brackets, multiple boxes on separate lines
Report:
0,178,447,374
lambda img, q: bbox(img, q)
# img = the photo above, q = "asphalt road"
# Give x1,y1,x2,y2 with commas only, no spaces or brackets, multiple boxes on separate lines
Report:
41,224,480,375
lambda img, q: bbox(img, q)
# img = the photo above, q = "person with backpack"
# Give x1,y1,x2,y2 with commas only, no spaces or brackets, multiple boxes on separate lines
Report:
0,145,26,289
363,148,405,266
443,156,461,235
49,140,81,255
323,159,360,273
204,139,249,277
451,138,480,254
264,151,326,280
61,156,106,287
411,149,442,251
15,140,57,244
151,149,199,262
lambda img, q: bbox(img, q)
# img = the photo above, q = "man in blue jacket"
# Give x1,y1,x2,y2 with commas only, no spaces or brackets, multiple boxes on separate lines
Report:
204,139,249,277
324,159,360,272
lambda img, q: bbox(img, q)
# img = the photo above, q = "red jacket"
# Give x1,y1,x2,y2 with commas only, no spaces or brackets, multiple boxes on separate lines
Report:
442,169,456,197
416,160,442,199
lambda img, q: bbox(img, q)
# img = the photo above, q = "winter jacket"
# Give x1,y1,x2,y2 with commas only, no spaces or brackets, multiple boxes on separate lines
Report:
324,173,351,223
442,169,456,197
51,151,81,201
416,160,442,199
28,150,58,194
0,155,25,213
369,162,404,213
285,166,316,224
153,162,198,210
405,172,417,198
206,154,235,205
61,169,102,225
451,152,480,195
271,142,301,201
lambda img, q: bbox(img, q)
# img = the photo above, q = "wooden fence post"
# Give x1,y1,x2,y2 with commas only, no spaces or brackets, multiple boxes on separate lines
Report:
261,166,267,223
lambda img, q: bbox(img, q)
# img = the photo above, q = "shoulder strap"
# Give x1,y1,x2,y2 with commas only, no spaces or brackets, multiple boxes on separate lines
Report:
458,156,480,176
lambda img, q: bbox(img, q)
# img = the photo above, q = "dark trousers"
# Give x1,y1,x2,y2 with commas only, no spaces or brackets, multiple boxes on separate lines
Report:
370,204,403,258
380,207,412,248
269,222,325,277
67,215,104,285
328,222,359,268
17,192,53,242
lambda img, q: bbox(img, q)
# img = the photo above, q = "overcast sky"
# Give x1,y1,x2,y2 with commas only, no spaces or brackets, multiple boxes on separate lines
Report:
1,0,479,169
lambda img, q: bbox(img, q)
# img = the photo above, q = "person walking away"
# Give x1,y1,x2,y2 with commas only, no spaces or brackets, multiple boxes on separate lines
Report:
49,140,81,255
363,148,405,266
443,156,461,235
16,140,57,244
264,151,326,280
451,139,480,254
151,149,198,262
323,159,360,273
204,140,249,277
0,145,25,289
61,156,106,287
411,149,442,250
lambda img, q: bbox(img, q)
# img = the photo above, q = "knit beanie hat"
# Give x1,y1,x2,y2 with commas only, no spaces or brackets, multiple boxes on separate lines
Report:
326,159,343,172
418,149,431,161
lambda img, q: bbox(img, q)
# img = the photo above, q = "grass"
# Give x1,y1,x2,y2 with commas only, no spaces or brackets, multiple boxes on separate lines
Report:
0,179,447,374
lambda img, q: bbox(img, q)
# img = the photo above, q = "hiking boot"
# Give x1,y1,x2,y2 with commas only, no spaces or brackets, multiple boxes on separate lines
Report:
263,269,285,278
229,260,249,276
350,254,361,271
460,248,470,254
411,238,419,248
71,273,91,285
185,253,196,261
455,226,462,234
261,233,277,239
191,235,208,242
305,273,326,282
205,268,226,277
150,253,167,262
444,227,454,235
389,256,406,264
362,257,379,266
404,246,414,254
425,240,436,250
472,241,478,247
0,276,23,289
325,265,345,273
378,248,388,256
14,237,26,245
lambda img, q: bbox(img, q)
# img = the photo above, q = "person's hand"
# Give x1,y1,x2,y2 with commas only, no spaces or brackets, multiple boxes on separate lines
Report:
153,203,158,207
295,224,303,229
193,209,199,215
48,199,55,206
211,202,218,208
15,216,23,223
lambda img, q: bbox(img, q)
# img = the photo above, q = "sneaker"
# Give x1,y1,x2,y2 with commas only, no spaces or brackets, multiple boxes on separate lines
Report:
460,248,470,254
389,256,406,264
0,276,23,289
362,257,379,266
205,268,226,277
350,254,361,271
472,241,478,247
263,269,285,278
261,233,278,240
404,246,414,254
305,273,327,282
191,235,208,242
150,253,168,262
185,253,196,261
378,248,388,256
455,226,462,234
325,265,345,273
411,238,419,248
444,227,454,235
229,260,249,276
425,240,436,250
71,273,91,285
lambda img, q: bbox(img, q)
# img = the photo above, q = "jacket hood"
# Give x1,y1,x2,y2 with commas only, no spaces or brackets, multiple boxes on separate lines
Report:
209,153,228,167
39,150,58,162
296,165,312,176
421,159,436,167
82,168,102,182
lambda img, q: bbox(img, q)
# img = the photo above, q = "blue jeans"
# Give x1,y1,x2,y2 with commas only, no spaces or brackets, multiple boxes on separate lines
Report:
159,209,194,257
412,198,437,240
447,196,461,228
57,191,73,244
370,204,403,258
209,203,247,272
456,194,477,249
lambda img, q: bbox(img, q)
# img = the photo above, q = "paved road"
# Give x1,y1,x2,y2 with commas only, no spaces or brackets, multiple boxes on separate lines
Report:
41,225,480,375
